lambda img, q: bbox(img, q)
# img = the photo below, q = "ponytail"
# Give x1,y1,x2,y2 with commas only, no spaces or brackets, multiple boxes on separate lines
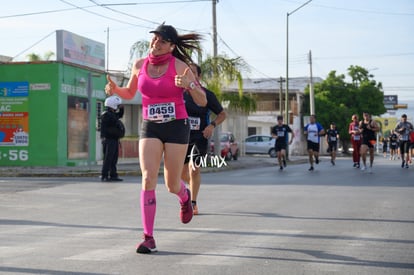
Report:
173,33,203,65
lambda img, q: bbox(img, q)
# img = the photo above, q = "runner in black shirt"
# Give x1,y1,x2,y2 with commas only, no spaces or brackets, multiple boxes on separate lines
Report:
326,122,339,166
182,64,226,215
359,112,379,173
389,130,398,160
271,115,295,170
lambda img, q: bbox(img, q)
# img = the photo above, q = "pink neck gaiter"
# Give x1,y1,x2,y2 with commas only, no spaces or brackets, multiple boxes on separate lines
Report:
148,53,172,65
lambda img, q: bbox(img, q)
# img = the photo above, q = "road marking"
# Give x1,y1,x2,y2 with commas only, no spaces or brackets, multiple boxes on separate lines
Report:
64,247,129,261
0,246,36,258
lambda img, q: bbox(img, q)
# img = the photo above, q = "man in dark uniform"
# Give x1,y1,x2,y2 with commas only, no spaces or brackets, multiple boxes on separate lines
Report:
100,95,125,182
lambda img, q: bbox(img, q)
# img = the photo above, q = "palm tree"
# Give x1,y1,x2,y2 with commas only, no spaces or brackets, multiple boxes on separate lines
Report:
198,54,256,157
122,40,149,86
26,53,41,61
26,51,55,61
200,55,256,114
43,51,55,60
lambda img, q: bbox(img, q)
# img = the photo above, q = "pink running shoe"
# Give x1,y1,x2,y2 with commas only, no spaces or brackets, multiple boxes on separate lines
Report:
180,189,193,223
136,234,157,254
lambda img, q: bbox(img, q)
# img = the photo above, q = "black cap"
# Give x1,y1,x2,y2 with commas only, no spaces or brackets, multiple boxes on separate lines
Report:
402,114,407,118
150,24,178,44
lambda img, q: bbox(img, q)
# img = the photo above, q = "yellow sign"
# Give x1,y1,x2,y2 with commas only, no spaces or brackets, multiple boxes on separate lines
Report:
375,117,399,137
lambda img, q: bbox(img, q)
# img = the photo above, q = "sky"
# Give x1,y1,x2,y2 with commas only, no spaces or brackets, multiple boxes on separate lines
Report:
1,0,414,105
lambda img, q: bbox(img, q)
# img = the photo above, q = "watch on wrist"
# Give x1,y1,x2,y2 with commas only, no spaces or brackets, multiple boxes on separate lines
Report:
189,82,196,90
210,121,216,128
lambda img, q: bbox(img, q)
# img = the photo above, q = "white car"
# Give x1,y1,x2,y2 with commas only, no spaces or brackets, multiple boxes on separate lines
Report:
244,135,276,158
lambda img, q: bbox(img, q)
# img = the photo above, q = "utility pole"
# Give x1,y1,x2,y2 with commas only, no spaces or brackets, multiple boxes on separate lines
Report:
286,0,312,123
212,0,220,156
285,13,289,124
106,27,109,72
309,50,315,115
212,0,218,57
277,77,285,116
286,0,312,161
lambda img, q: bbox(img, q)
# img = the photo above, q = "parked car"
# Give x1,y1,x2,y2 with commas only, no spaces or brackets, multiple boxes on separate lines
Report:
211,132,239,161
244,135,276,158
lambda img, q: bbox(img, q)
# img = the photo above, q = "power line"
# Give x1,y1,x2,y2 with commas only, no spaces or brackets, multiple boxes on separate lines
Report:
101,0,210,4
312,2,414,16
280,0,414,16
93,0,212,34
1,0,208,27
13,31,56,60
58,0,146,27
315,52,414,61
0,6,96,19
216,33,291,79
87,0,159,25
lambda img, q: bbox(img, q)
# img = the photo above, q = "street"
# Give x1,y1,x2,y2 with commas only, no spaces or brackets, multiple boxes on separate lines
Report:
0,156,413,275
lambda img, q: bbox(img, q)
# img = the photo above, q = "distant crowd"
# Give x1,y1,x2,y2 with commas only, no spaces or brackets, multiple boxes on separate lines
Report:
272,113,414,173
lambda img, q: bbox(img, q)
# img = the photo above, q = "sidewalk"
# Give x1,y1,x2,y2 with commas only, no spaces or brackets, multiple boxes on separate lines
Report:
0,155,309,177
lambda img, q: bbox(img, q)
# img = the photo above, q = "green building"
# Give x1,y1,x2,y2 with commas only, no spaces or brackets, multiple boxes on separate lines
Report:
0,61,106,166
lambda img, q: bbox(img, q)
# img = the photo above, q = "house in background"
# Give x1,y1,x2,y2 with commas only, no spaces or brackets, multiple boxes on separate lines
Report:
221,76,323,156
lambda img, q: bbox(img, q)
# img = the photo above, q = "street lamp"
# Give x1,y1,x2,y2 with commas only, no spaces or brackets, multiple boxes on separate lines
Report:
286,0,312,122
285,0,312,160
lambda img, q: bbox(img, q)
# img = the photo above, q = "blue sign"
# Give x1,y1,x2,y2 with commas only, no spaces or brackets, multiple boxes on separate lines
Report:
0,82,29,97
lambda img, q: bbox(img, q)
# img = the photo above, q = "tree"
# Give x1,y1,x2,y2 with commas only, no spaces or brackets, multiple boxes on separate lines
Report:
26,53,41,62
303,65,386,152
199,55,256,114
122,40,149,86
26,51,55,61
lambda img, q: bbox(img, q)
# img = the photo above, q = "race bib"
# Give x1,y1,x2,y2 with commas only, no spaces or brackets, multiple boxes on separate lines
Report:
353,135,360,141
147,102,176,122
188,116,201,130
330,137,337,141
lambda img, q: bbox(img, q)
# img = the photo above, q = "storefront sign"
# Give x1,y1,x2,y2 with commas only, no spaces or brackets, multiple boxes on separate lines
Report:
0,82,29,162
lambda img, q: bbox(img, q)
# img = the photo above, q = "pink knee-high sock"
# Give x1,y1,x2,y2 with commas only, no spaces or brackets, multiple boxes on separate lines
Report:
140,190,156,237
177,180,189,204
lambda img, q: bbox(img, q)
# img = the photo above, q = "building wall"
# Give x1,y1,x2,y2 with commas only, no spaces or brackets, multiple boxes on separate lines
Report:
0,62,106,166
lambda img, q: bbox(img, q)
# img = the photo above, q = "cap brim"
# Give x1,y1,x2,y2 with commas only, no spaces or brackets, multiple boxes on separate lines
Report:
149,31,171,42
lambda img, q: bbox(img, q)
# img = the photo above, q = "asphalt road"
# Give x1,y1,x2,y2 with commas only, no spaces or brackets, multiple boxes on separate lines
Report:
0,156,413,275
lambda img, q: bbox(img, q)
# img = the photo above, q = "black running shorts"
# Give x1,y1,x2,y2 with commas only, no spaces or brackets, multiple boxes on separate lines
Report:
140,119,190,144
275,141,287,152
184,133,208,164
307,140,320,152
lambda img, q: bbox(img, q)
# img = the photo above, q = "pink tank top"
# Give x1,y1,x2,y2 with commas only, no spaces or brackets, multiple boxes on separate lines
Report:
138,56,187,121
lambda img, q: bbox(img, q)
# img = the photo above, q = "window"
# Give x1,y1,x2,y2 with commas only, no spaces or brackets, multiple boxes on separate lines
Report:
262,136,272,142
67,96,89,159
248,127,257,136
